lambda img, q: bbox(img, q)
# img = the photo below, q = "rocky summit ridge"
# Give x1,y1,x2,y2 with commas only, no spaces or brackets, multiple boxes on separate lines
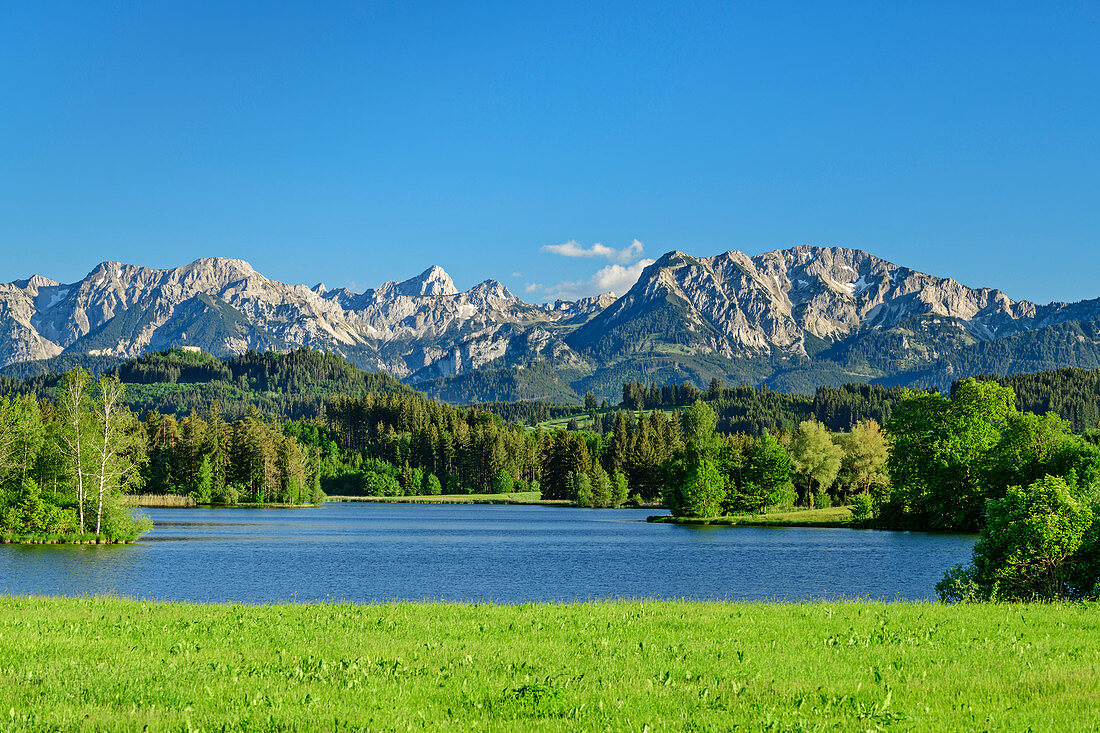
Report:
574,245,1093,358
2,246,1100,399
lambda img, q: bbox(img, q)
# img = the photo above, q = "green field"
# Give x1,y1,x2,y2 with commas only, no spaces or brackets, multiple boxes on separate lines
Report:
651,506,855,527
536,407,677,431
1,597,1098,731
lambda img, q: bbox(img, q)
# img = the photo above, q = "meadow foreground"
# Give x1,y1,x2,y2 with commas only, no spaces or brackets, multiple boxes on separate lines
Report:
1,597,1097,731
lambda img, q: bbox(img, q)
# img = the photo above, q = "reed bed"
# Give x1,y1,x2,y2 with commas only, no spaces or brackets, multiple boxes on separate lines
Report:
119,493,197,508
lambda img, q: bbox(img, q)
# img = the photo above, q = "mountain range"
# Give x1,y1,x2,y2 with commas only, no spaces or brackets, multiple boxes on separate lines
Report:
4,245,1100,402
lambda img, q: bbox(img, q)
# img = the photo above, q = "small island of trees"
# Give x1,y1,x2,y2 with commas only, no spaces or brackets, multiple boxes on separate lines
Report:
0,370,150,543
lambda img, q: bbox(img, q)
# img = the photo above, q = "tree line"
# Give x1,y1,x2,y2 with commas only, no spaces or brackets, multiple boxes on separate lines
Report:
967,367,1100,433
0,348,410,422
1,365,333,542
142,407,325,505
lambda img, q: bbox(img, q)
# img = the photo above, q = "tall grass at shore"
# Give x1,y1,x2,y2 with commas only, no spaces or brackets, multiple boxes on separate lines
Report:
0,597,1097,730
326,491,570,506
650,505,855,527
118,493,197,508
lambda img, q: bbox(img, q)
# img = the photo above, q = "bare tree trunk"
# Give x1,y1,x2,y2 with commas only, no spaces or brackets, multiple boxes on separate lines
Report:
76,425,85,531
93,378,124,536
95,404,111,535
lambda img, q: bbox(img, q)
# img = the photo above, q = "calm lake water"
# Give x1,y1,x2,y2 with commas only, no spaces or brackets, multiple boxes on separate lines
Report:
1,503,975,603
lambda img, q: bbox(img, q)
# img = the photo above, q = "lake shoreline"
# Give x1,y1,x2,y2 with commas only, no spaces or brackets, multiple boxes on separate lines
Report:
325,494,568,506
0,535,135,545
324,491,665,509
121,495,324,509
650,506,856,528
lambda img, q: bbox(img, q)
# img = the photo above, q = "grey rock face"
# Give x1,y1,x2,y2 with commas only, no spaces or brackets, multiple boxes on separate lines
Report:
2,247,1098,387
0,258,584,377
579,245,1099,358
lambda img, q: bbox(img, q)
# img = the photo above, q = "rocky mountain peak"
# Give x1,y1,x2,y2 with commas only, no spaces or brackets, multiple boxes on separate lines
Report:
12,274,60,293
467,279,514,301
575,244,1099,363
577,293,617,310
394,265,458,297
180,257,259,280
652,250,694,268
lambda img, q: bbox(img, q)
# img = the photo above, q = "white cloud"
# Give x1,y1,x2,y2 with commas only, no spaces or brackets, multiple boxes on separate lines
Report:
541,239,645,265
541,259,655,301
531,237,654,301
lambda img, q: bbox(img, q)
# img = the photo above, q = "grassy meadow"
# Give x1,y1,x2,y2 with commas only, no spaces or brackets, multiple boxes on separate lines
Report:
650,506,856,527
1,597,1098,731
536,407,679,431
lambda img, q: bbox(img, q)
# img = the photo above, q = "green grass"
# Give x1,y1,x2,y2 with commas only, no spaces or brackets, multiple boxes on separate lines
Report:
0,597,1098,731
536,407,679,431
325,491,571,506
0,532,130,545
651,506,855,527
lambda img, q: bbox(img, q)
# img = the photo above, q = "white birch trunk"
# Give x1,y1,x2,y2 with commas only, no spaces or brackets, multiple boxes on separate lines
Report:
93,379,124,537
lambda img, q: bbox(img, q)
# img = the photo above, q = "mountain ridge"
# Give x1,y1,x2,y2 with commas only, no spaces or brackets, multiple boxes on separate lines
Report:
3,246,1100,401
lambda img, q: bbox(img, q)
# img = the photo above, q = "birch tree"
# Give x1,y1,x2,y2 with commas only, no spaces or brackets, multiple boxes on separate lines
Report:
88,376,139,535
55,369,93,531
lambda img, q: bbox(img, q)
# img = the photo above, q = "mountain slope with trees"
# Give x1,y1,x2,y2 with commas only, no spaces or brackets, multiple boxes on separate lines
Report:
0,348,412,421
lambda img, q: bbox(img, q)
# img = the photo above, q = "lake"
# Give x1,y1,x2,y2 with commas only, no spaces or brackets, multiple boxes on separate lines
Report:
0,503,975,603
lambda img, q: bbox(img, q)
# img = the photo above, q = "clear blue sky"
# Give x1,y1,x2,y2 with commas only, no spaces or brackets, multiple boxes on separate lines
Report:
2,1,1097,303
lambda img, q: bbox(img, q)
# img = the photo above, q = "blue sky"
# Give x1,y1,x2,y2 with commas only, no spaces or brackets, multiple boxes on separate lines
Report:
1,1,1097,303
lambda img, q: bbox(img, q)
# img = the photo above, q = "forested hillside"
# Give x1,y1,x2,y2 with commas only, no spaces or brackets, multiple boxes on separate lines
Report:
967,367,1100,433
614,380,904,435
892,317,1100,392
414,360,583,404
8,347,1100,438
0,348,411,420
0,354,123,380
470,367,1100,438
483,379,907,437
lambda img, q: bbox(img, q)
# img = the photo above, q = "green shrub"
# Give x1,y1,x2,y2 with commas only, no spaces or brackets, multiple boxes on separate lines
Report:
213,482,240,505
850,493,874,523
492,469,514,494
940,475,1096,601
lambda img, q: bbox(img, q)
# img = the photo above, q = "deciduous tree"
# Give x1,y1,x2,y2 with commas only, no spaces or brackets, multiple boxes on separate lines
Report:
789,420,842,508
